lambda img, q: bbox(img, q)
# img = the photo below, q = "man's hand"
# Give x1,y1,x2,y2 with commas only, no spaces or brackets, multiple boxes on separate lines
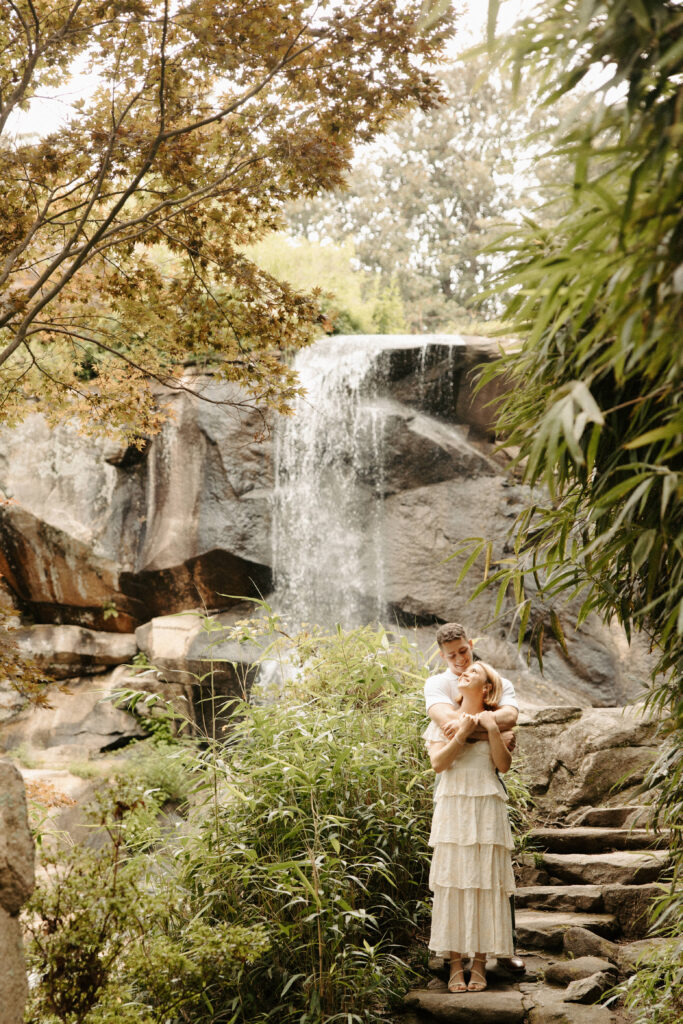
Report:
502,730,516,754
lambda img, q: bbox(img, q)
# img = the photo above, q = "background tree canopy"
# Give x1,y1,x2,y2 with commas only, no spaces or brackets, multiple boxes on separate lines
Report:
463,0,682,951
0,0,453,439
286,57,566,332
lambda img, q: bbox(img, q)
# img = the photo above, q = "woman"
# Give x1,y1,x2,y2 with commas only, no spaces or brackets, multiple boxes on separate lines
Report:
424,661,515,993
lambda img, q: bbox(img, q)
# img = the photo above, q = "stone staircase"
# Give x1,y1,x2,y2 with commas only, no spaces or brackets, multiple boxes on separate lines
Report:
404,804,673,1023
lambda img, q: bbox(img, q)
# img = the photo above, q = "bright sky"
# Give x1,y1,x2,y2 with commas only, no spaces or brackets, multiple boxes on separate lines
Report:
7,0,528,138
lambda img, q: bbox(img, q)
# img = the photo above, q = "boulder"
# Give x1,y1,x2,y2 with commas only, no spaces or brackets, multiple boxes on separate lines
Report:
134,609,262,731
524,981,619,1023
0,760,34,1024
562,927,620,963
545,957,616,987
515,705,660,813
354,400,498,495
134,608,261,686
0,671,145,764
563,972,613,1004
374,335,506,433
0,382,274,631
13,624,137,679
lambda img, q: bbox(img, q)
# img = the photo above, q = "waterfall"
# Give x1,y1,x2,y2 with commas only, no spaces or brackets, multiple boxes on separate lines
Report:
271,335,386,628
271,334,466,629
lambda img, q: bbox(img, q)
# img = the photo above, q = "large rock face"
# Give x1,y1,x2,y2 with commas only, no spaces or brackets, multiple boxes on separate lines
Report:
0,378,272,632
516,704,659,815
0,335,653,706
0,760,35,1024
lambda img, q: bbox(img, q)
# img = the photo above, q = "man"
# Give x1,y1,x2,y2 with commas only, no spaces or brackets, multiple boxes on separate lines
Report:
424,621,525,974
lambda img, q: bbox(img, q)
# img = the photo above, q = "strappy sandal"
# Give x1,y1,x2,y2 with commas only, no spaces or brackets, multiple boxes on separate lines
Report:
447,957,467,993
467,955,487,992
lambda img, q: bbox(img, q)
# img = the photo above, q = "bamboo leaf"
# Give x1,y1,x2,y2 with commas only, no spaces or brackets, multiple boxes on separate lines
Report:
549,609,569,656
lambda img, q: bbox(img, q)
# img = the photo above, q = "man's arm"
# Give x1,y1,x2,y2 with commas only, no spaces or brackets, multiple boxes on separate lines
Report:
492,705,518,733
428,700,518,741
428,702,517,748
428,701,461,731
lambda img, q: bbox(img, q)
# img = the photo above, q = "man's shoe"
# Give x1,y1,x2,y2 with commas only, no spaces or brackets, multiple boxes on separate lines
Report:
497,955,525,973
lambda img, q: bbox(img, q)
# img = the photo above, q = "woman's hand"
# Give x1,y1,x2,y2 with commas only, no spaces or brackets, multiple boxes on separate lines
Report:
457,713,479,740
477,710,499,734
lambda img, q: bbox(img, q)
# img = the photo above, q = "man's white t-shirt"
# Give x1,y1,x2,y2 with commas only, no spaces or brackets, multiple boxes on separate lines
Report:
424,666,518,712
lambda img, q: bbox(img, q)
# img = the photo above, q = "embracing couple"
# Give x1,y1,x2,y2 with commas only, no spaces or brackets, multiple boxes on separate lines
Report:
423,621,524,994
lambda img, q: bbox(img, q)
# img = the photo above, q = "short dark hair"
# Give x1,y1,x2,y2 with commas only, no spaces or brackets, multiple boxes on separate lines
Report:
435,622,470,648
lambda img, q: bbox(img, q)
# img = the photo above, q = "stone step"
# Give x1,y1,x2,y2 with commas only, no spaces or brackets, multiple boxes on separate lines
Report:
516,910,618,952
526,848,670,886
405,978,623,1023
516,884,604,913
405,986,525,1023
529,826,668,854
516,882,662,938
568,804,650,828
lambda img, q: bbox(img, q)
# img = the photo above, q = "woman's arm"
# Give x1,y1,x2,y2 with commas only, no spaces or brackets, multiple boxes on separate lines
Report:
428,714,478,772
477,711,513,773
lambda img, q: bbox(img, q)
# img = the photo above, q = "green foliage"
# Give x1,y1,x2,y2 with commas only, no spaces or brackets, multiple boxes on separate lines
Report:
24,619,532,1023
26,825,269,1024
120,741,195,808
453,0,683,1009
616,939,683,1024
287,57,566,331
0,1,453,439
183,624,434,1022
246,234,406,335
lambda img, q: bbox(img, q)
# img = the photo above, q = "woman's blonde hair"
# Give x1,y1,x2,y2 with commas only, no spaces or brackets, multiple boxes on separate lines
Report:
476,661,503,709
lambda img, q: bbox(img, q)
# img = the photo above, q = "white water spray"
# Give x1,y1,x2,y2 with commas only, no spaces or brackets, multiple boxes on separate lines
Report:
271,334,467,629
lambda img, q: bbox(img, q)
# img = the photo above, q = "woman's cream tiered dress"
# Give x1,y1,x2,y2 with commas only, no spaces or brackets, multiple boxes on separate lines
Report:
424,722,515,956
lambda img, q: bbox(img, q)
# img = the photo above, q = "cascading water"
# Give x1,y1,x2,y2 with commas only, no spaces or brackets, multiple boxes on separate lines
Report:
271,335,388,628
271,334,465,629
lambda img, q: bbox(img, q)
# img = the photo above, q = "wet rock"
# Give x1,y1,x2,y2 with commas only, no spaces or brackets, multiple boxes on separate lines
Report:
375,335,505,433
354,400,498,495
13,624,137,679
